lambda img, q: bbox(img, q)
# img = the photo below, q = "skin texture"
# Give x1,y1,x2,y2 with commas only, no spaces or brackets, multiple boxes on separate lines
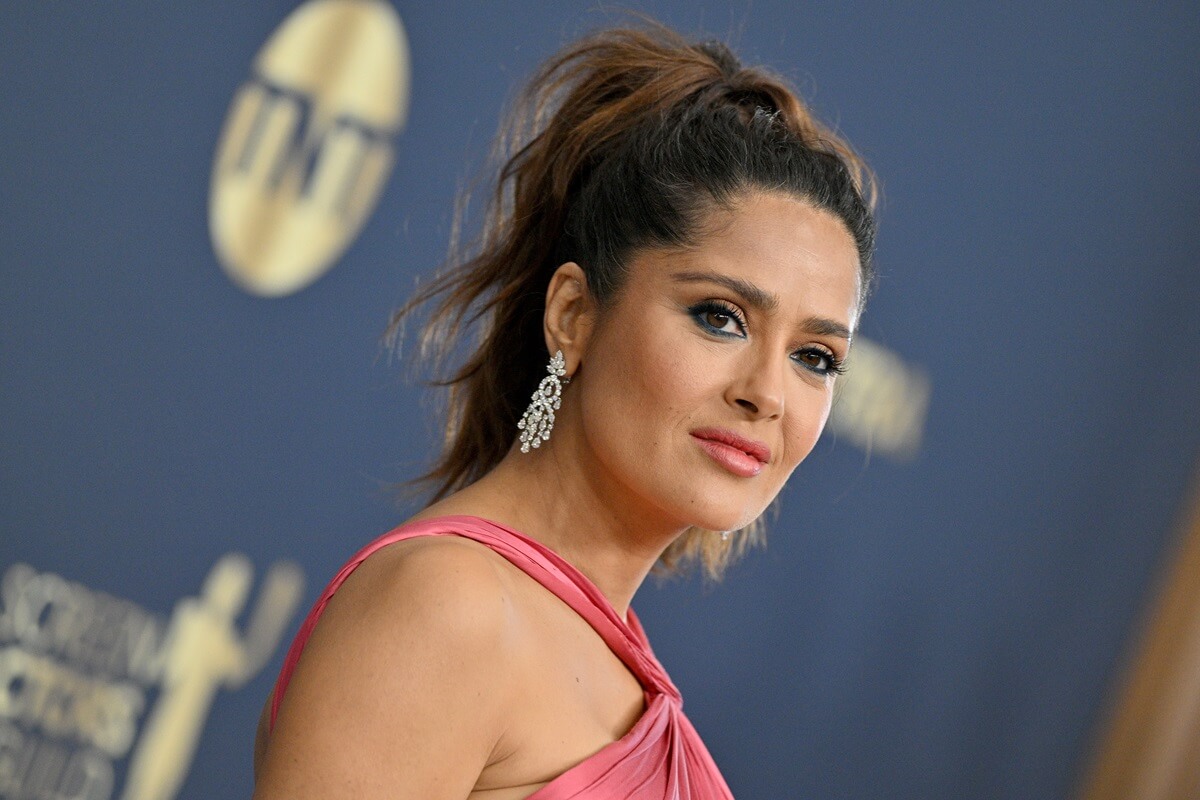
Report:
252,191,862,799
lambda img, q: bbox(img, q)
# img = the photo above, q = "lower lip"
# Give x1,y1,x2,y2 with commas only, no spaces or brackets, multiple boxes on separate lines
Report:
691,435,765,477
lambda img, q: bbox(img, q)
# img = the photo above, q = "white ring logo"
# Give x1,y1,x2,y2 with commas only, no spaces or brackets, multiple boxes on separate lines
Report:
209,0,410,297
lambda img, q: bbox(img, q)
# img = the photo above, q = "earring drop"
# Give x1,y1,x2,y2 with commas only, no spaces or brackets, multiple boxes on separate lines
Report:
517,349,569,453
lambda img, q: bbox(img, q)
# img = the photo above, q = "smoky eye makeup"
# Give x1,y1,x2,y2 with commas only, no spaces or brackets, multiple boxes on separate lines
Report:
793,346,847,376
686,299,747,337
685,298,848,377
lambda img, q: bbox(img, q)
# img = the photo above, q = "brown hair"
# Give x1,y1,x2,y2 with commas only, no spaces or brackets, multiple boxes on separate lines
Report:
387,17,876,580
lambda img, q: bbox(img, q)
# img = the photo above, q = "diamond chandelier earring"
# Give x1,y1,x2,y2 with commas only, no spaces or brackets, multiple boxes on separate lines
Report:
517,349,570,453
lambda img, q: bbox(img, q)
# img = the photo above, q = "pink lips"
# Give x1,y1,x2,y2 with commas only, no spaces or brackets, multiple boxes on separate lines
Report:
690,428,771,478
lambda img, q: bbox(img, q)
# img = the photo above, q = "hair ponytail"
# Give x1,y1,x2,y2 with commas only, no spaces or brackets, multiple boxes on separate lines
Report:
387,17,876,579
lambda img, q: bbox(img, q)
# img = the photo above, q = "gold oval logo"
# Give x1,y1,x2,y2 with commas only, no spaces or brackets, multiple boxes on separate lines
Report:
209,0,410,297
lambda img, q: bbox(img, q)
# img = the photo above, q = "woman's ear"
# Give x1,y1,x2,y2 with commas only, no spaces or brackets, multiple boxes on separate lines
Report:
543,261,595,375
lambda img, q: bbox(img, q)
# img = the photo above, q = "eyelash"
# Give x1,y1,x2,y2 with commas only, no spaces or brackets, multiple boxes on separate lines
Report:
687,299,847,376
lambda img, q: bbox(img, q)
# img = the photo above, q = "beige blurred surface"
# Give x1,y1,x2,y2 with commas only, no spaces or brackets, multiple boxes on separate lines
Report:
1077,461,1200,800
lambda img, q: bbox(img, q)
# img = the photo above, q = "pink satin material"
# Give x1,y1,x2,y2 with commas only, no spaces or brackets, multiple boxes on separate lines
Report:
269,515,735,799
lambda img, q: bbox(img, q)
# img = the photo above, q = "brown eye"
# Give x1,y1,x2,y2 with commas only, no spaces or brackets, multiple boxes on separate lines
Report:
705,310,733,329
792,347,844,376
689,301,746,337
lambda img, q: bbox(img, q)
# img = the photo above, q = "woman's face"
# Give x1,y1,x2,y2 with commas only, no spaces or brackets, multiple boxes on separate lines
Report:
573,191,862,533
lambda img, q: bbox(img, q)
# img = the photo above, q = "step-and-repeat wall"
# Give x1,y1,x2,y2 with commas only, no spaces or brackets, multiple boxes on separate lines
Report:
2,3,1197,799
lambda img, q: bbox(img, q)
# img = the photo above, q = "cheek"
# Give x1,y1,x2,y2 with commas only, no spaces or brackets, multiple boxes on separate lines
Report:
578,314,717,449
780,386,835,470
633,329,715,419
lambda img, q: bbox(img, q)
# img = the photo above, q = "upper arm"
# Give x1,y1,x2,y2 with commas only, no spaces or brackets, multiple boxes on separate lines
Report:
252,537,521,800
253,689,272,780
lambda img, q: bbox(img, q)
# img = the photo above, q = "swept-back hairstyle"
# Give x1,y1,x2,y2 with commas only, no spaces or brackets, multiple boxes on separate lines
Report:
388,18,876,580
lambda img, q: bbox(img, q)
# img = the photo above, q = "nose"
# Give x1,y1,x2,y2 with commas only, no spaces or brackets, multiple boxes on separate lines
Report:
727,349,784,420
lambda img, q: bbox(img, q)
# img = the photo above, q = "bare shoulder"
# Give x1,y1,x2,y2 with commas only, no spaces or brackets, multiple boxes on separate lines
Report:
253,534,526,800
300,535,524,699
340,534,521,632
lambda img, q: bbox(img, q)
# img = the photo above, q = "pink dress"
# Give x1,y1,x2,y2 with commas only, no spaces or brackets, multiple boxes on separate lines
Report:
270,515,735,799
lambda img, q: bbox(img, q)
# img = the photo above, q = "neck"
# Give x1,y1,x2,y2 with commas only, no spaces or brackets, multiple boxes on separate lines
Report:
422,424,688,619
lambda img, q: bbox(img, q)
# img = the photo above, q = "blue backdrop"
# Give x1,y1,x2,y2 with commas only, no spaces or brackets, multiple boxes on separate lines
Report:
2,3,1198,799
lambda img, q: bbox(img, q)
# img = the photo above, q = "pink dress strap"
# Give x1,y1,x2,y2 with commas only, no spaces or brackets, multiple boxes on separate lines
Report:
269,515,734,799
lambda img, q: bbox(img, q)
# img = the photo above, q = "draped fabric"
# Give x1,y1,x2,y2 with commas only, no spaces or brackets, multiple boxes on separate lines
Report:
270,515,735,799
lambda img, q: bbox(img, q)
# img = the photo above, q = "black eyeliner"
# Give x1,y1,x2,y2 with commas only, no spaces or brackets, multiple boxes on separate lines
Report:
687,299,746,337
687,298,847,378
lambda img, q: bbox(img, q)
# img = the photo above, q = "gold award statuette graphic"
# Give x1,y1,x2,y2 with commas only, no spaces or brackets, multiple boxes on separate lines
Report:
0,557,303,800
210,0,411,297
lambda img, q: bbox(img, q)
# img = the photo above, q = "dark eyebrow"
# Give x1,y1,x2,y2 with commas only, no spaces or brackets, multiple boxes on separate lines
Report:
670,270,853,340
802,316,853,341
671,270,779,313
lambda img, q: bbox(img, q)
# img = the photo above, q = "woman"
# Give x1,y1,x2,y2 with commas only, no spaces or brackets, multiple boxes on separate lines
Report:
252,18,875,800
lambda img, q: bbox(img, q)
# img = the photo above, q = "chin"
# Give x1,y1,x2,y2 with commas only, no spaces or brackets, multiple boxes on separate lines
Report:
678,496,768,534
